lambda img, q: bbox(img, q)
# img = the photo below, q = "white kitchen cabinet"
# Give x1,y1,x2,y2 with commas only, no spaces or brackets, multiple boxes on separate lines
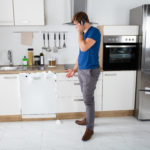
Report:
103,71,136,111
13,0,45,25
58,97,85,113
56,73,103,113
95,75,103,111
46,0,71,24
56,73,83,113
57,80,82,98
0,0,14,25
0,74,20,115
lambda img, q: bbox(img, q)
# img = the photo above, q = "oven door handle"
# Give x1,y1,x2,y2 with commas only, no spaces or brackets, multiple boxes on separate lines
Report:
105,45,137,48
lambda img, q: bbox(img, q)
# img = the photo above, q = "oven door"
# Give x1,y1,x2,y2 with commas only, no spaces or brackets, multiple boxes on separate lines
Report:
103,43,138,71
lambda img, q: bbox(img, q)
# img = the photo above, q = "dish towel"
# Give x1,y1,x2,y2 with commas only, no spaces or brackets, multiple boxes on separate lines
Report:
21,32,33,46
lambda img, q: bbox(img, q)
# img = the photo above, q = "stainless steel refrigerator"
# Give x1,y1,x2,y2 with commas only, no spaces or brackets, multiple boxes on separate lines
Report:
130,4,150,120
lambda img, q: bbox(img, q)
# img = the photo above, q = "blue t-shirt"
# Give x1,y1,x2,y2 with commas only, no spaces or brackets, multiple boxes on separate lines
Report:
78,26,101,69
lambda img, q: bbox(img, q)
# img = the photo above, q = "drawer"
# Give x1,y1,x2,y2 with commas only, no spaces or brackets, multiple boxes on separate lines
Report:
57,80,82,97
57,97,85,113
56,73,78,81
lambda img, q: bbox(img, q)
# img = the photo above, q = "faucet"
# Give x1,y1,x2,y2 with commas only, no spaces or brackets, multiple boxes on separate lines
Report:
8,50,13,66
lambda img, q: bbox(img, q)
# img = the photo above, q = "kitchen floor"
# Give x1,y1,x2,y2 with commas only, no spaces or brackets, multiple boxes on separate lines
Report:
0,116,150,150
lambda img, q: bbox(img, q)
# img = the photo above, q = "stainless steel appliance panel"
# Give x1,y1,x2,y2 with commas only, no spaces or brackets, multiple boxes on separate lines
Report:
130,4,150,120
138,90,150,120
142,5,150,70
140,71,150,90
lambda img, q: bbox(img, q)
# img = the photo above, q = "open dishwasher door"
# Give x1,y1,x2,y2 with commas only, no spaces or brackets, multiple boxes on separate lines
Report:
19,72,57,118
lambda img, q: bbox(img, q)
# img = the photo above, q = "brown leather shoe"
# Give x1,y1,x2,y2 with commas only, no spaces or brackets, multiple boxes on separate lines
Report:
75,118,86,125
82,128,94,141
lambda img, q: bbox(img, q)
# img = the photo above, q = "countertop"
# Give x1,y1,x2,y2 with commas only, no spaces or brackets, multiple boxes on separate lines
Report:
0,65,66,74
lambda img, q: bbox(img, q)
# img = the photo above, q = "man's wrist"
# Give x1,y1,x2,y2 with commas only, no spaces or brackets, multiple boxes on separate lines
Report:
72,68,77,72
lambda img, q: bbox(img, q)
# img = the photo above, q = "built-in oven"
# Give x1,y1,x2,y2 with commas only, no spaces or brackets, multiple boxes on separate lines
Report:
103,36,139,71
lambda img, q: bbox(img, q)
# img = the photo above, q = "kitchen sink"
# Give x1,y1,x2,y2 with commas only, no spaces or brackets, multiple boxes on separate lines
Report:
0,66,28,71
0,66,18,71
0,66,45,71
64,64,74,70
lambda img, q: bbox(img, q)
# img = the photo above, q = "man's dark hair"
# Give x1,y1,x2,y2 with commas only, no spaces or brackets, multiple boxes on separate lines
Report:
72,11,89,23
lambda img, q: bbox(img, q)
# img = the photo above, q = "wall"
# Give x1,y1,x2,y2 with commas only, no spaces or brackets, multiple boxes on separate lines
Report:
88,0,150,25
0,0,150,65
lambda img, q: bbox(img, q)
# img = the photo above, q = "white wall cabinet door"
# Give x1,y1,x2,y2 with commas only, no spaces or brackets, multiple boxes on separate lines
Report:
103,71,136,111
45,0,71,25
0,74,20,115
13,0,45,25
0,0,14,25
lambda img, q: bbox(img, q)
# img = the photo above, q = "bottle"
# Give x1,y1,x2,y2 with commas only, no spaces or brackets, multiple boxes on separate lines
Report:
40,52,44,66
34,55,40,66
22,56,28,66
28,48,33,66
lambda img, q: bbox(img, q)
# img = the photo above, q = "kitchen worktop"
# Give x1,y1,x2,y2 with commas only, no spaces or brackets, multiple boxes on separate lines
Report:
0,65,66,74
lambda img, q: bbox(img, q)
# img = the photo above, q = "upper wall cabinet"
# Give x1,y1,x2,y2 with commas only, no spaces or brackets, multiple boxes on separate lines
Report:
0,0,14,25
13,0,45,25
45,0,71,25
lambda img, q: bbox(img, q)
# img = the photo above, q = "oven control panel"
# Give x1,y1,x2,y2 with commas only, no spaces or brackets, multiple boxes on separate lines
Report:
104,36,138,43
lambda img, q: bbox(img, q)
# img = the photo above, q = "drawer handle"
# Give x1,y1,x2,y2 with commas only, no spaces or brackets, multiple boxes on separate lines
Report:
20,20,30,24
3,76,17,79
105,74,117,76
31,77,41,80
74,83,80,85
74,74,78,77
74,99,83,101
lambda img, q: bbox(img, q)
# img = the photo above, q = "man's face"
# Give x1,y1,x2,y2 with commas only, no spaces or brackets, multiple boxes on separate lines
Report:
73,21,84,32
73,21,80,30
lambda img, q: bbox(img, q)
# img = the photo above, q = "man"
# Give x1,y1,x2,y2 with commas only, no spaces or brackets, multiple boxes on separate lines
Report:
66,11,101,141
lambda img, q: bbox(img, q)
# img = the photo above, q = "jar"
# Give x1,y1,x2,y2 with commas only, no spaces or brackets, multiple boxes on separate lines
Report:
48,58,56,67
28,48,33,66
34,55,40,66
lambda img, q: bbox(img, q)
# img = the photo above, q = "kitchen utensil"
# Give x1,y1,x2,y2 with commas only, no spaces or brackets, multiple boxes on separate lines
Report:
47,33,51,52
58,33,61,49
63,33,66,48
42,33,47,51
53,33,58,53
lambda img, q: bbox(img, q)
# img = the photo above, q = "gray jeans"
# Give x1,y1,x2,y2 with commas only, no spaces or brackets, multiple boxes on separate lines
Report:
78,68,100,130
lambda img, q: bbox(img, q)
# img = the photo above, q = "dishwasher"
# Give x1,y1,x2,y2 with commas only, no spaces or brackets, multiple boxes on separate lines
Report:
19,71,57,118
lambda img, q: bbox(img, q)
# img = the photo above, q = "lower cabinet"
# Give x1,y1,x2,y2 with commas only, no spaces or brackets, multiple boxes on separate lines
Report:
57,97,85,113
0,74,21,115
103,71,136,111
56,73,103,113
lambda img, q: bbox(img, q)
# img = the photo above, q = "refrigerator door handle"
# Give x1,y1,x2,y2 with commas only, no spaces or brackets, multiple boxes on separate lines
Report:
145,87,150,95
140,87,150,95
145,91,150,95
145,87,150,90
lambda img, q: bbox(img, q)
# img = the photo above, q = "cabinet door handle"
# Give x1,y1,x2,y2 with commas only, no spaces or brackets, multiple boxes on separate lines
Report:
74,83,80,85
74,99,83,101
104,74,117,76
20,20,30,24
0,21,13,23
3,76,17,79
74,74,78,77
31,77,41,80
